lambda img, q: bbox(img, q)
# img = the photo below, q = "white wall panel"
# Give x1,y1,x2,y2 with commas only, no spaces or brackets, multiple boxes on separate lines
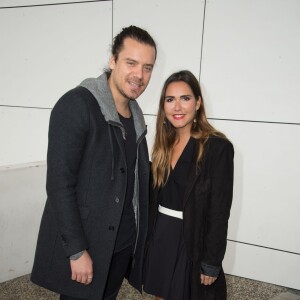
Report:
0,1,112,108
224,241,300,289
201,0,300,123
0,164,47,283
113,0,205,115
210,119,300,253
0,107,50,166
209,119,300,289
144,114,157,158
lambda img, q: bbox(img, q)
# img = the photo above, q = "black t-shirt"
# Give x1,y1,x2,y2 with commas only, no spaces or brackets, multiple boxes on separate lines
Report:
114,113,137,252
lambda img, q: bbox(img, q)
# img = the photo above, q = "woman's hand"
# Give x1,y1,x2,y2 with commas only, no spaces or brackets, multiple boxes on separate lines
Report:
200,274,217,285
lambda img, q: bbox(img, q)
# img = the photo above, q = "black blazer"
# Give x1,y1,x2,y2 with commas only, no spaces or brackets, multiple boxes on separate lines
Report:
148,136,234,300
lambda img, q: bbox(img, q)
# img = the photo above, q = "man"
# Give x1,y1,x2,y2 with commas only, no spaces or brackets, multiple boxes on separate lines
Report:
31,25,157,300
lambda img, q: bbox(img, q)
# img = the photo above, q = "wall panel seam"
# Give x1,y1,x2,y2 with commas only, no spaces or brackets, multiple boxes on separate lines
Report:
227,239,300,256
199,0,207,80
144,114,300,126
0,105,51,110
0,0,110,10
209,118,300,126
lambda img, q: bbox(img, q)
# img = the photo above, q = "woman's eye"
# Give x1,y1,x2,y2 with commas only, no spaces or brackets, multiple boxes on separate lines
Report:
165,98,173,102
182,96,191,101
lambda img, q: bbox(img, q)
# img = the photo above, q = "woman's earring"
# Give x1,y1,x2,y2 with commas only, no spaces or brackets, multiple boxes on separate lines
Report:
193,111,197,127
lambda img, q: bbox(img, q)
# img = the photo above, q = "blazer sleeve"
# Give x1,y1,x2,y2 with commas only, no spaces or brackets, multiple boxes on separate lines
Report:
201,138,234,275
46,88,90,257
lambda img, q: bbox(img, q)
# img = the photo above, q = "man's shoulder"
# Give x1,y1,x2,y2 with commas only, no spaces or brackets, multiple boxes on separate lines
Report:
53,86,99,112
59,86,96,103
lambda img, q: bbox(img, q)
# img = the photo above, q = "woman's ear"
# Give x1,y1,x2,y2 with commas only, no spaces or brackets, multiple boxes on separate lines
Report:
196,96,201,111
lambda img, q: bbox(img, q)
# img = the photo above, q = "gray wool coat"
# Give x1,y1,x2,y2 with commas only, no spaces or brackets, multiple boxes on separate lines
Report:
31,73,150,299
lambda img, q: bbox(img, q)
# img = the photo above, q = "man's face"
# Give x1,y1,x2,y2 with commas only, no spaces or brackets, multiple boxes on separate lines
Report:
109,37,156,101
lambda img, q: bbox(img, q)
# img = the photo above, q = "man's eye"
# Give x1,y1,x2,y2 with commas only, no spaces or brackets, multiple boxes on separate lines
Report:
144,66,153,72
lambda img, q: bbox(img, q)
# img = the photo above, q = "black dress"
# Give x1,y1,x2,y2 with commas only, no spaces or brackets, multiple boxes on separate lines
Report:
143,138,196,300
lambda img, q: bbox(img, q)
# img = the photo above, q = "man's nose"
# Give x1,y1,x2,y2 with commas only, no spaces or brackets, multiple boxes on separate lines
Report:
134,66,143,79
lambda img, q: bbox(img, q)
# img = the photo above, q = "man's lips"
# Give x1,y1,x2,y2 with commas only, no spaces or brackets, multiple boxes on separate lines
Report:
128,80,143,89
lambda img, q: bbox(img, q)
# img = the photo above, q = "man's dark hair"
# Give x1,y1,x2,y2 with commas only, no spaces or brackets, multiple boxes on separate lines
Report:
112,25,157,61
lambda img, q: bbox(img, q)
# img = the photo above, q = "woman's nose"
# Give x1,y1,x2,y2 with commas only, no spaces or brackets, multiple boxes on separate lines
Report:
174,99,181,110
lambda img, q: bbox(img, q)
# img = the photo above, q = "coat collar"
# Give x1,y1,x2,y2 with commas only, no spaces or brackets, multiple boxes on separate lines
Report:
79,73,146,141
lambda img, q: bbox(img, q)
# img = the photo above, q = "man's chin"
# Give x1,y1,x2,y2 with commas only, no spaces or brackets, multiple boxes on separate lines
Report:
122,87,145,100
127,91,143,100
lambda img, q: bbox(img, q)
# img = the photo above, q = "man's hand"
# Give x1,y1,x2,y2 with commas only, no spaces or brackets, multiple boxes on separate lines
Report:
200,274,217,285
70,250,93,285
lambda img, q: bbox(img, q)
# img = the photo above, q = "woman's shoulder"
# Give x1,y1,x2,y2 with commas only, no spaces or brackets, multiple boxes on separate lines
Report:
207,135,232,146
205,135,234,156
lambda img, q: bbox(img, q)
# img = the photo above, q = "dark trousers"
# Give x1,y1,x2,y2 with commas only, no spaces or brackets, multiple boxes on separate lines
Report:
60,245,133,300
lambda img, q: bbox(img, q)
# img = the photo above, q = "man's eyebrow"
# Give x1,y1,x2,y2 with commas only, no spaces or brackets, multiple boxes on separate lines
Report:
125,58,137,62
124,58,154,66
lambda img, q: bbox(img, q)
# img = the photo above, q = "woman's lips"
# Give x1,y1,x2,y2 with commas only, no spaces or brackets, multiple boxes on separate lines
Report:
173,114,185,120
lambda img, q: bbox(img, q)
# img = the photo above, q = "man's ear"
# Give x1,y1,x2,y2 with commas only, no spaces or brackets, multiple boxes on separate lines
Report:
109,55,116,70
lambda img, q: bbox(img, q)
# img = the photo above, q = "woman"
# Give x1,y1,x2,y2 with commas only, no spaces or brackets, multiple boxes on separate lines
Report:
143,70,234,300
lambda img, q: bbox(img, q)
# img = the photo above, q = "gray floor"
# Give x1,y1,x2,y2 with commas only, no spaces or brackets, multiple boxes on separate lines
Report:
0,274,299,300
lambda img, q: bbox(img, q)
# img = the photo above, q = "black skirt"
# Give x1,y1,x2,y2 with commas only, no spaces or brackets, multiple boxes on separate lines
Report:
143,212,190,300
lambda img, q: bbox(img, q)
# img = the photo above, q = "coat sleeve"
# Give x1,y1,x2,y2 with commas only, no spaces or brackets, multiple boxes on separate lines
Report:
46,88,90,257
201,139,234,276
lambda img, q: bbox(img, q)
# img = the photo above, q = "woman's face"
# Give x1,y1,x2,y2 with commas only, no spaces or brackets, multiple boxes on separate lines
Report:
164,81,200,136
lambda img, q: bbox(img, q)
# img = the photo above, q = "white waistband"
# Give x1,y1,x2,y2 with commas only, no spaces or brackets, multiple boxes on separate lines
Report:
158,205,183,219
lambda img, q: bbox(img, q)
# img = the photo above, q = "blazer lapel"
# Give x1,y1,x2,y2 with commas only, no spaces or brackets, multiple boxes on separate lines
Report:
183,157,200,208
